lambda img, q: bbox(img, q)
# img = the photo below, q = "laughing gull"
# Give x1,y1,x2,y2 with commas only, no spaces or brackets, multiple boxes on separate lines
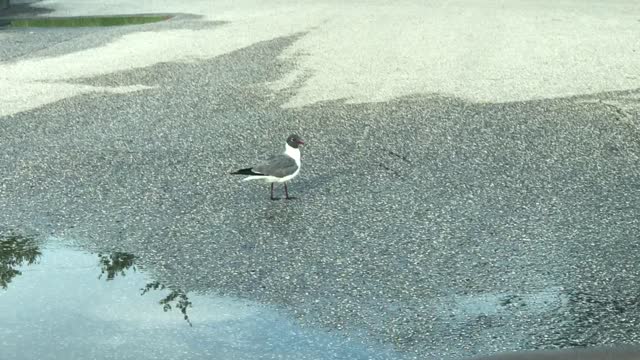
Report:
230,134,304,200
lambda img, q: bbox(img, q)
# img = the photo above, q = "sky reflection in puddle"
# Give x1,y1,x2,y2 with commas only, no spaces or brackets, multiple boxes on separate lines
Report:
0,235,404,360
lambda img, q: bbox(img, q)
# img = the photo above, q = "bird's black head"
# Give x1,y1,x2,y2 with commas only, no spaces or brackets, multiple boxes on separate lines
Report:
286,134,305,148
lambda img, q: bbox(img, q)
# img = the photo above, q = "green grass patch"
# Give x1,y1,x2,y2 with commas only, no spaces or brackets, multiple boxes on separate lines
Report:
8,15,170,28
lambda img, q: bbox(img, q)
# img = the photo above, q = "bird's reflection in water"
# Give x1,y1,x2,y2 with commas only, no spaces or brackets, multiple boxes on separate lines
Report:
0,232,41,289
97,251,193,326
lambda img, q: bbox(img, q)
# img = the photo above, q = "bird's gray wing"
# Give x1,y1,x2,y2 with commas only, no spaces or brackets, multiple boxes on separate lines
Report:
253,154,298,178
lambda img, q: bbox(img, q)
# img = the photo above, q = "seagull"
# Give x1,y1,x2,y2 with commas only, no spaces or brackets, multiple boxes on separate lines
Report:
230,134,304,200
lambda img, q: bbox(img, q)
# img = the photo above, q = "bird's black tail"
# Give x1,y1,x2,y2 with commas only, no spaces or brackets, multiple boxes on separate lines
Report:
230,168,263,176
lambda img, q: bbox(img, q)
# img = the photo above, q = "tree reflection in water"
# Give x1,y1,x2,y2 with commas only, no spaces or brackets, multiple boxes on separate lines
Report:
97,251,193,326
98,252,136,280
0,233,41,289
142,281,193,326
0,234,192,326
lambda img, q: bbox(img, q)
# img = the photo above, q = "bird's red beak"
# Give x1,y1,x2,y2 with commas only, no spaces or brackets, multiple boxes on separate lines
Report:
297,140,305,145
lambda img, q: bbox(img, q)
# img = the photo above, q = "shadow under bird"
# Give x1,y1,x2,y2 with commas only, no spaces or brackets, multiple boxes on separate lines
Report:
230,134,304,200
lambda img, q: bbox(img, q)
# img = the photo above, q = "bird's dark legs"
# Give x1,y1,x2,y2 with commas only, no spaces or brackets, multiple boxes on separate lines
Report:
270,183,295,200
284,183,296,200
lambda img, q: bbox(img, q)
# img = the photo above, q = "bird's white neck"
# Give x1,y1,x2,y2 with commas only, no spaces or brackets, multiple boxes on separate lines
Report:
285,143,301,164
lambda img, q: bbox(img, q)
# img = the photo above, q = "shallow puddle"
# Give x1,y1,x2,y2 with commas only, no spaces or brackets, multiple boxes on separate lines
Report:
0,235,404,360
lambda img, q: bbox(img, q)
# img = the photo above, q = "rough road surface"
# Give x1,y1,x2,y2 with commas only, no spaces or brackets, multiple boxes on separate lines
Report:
1,1,640,359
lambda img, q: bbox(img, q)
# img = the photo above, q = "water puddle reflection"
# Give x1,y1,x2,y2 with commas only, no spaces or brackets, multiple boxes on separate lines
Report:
0,234,405,360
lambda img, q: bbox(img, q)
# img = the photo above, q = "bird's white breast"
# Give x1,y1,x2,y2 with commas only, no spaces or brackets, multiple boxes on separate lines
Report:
279,144,301,183
285,144,301,167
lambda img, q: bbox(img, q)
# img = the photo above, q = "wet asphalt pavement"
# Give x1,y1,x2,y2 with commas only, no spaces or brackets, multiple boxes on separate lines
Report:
2,9,640,360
